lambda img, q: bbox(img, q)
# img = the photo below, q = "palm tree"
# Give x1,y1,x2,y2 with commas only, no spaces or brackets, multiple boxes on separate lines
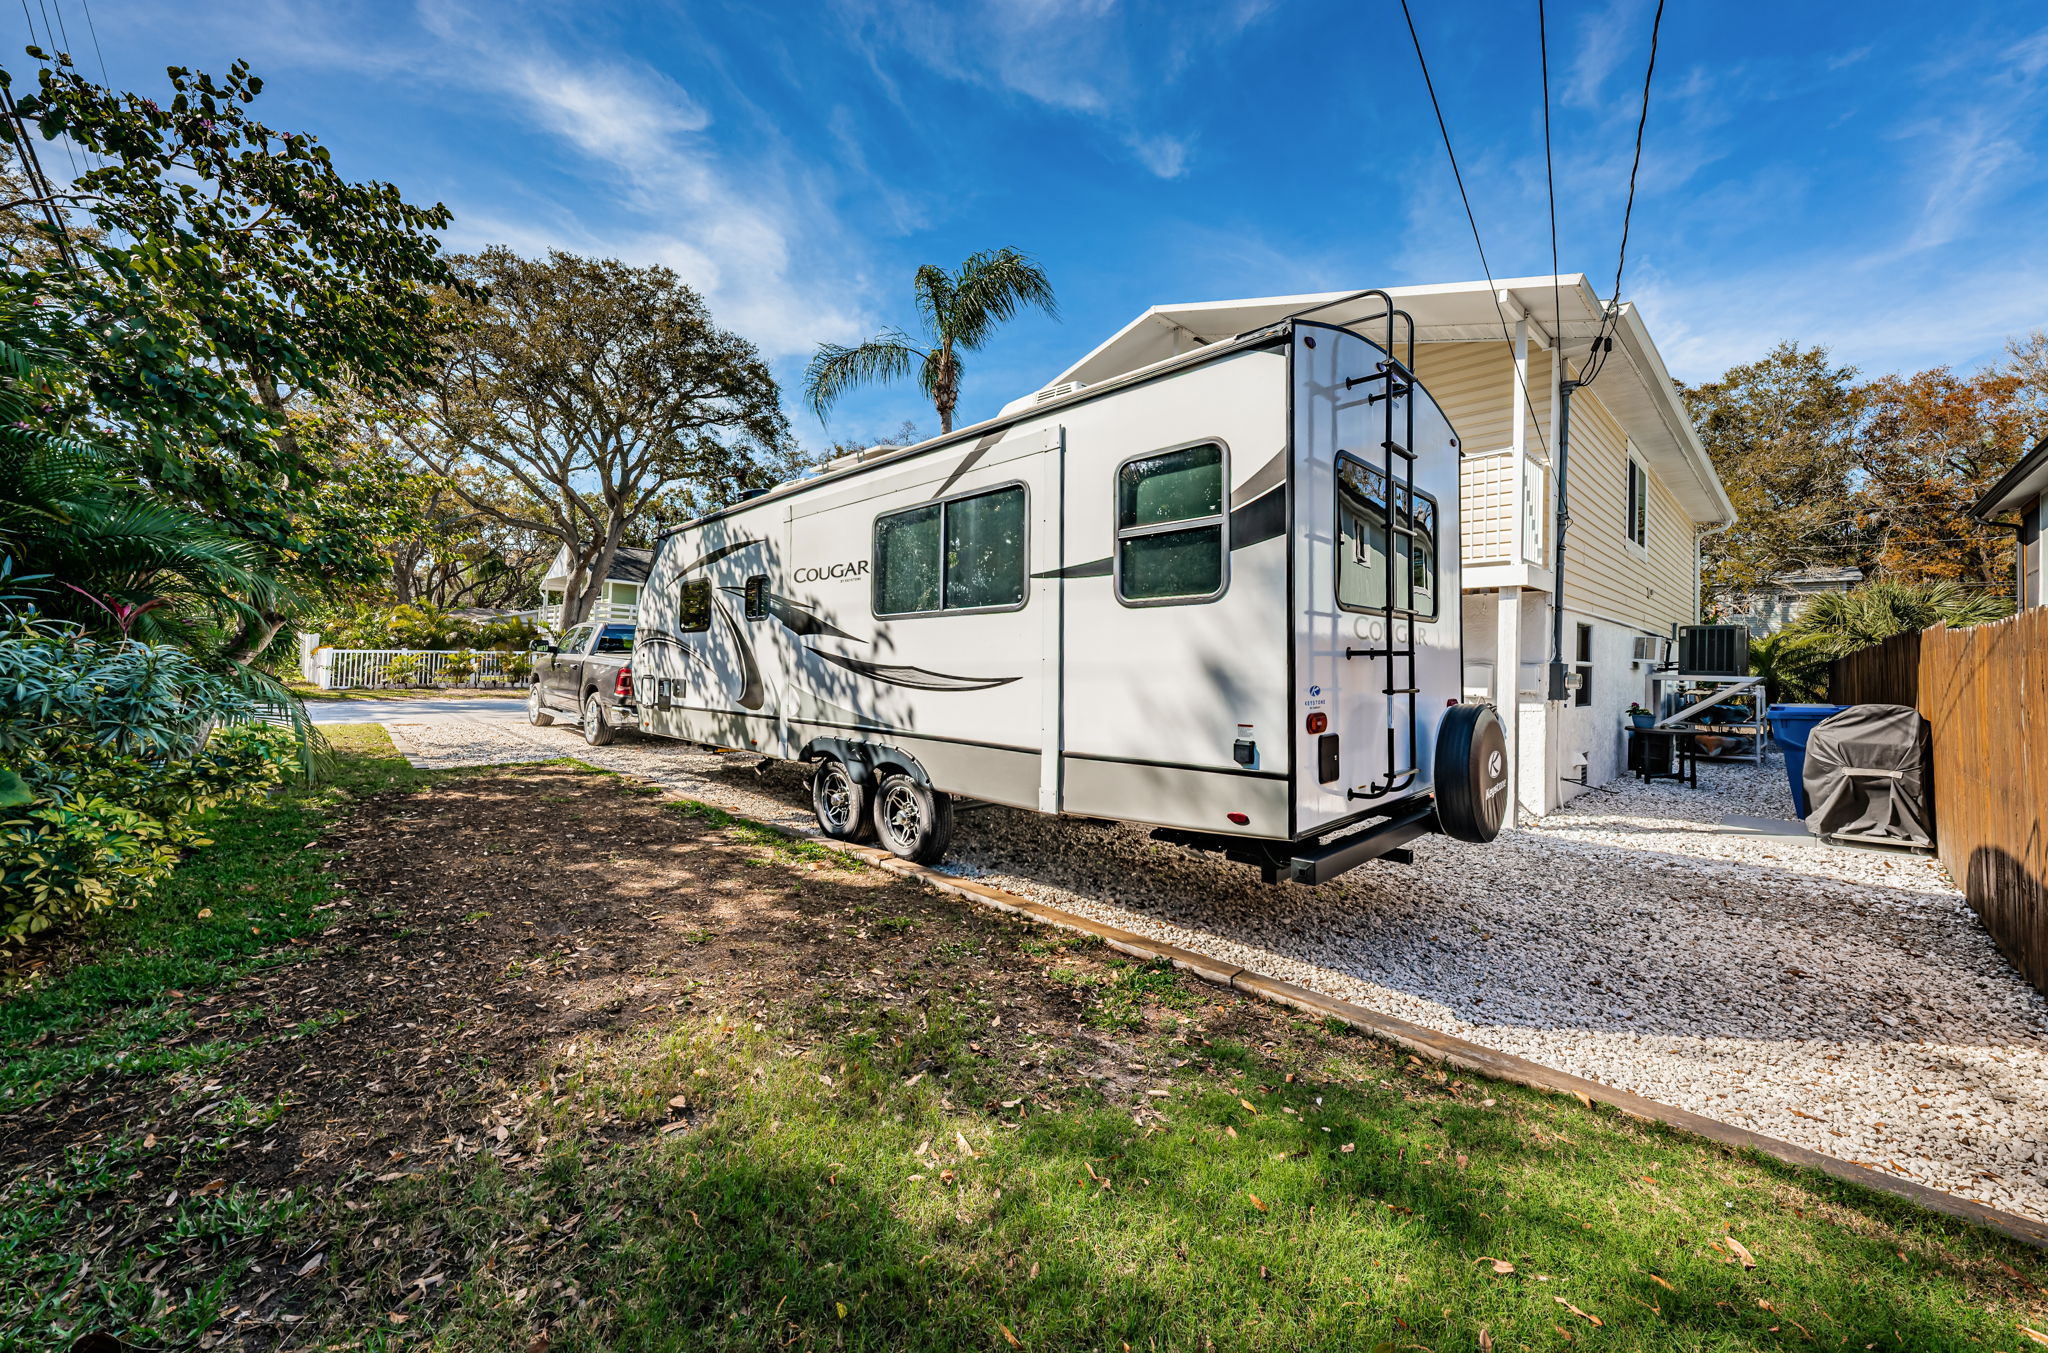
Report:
804,248,1057,436
1784,579,2012,660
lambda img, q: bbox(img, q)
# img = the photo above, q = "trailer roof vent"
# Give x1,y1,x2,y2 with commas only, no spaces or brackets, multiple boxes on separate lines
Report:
997,380,1087,419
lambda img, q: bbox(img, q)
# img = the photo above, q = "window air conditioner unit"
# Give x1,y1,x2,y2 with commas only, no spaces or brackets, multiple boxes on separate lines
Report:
1631,635,1667,663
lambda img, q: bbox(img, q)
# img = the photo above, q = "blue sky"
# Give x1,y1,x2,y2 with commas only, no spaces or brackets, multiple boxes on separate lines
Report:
56,0,2048,452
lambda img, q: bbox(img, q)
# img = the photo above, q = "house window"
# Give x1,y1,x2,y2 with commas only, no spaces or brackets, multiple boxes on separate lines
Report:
608,580,639,611
1625,457,1648,550
873,484,1028,617
744,575,769,620
1116,441,1227,604
1336,455,1439,619
678,579,712,632
1574,622,1594,708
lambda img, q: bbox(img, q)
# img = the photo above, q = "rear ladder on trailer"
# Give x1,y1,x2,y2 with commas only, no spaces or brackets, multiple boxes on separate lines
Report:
1341,297,1422,802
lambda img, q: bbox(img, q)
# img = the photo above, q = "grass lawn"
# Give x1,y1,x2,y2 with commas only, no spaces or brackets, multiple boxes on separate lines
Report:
3,726,2046,1352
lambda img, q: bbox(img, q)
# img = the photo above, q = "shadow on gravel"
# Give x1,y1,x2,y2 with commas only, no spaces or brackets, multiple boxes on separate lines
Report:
663,743,2046,1055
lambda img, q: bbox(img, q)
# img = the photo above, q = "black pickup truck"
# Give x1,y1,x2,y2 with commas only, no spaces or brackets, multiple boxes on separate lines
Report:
526,621,638,744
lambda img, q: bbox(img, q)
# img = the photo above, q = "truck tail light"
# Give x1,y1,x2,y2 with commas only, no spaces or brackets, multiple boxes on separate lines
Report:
614,668,634,699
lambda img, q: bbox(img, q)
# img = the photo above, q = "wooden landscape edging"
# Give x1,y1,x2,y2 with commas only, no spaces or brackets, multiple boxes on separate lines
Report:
775,822,2048,1251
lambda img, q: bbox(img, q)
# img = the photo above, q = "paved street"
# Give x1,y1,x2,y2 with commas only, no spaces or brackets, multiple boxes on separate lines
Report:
305,696,527,725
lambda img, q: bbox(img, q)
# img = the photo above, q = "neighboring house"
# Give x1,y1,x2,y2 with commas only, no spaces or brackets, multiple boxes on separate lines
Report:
538,545,653,629
1040,275,1736,819
1721,566,1864,635
1971,434,2047,609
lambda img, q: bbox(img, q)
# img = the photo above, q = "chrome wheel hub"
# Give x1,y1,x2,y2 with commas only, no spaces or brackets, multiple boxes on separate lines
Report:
882,785,921,843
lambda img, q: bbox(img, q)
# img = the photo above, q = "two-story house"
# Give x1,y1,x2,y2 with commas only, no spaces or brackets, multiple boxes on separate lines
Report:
1047,275,1736,822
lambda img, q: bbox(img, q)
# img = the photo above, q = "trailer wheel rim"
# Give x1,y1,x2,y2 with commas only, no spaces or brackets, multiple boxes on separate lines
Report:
881,781,922,846
819,765,856,832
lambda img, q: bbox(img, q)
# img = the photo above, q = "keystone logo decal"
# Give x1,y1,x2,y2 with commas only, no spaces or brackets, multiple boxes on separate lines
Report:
793,560,871,583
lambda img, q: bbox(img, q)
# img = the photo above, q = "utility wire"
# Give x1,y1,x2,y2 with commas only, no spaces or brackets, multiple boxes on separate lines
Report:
1396,0,1550,459
1538,0,1562,380
75,0,107,87
1582,0,1665,386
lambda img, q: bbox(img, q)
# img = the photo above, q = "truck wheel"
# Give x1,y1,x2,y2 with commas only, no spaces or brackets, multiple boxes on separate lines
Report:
810,757,874,842
871,772,953,865
527,684,554,726
1433,702,1509,843
582,695,617,746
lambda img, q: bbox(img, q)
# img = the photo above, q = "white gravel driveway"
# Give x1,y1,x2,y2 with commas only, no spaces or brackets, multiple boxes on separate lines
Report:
375,713,2048,1223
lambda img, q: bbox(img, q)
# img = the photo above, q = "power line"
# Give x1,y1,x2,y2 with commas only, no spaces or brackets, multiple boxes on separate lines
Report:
1396,0,1550,459
1538,0,1561,376
1582,0,1665,386
75,0,108,88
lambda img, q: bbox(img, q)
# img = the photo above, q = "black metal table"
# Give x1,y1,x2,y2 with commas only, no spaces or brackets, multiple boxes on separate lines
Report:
1626,725,1699,787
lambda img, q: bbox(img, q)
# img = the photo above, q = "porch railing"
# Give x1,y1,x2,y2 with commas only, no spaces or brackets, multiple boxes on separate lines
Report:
536,598,639,629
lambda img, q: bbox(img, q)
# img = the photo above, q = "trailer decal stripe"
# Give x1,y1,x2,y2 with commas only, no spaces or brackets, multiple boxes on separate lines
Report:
1031,557,1111,580
716,602,768,709
1229,485,1287,550
805,648,1021,691
928,430,1007,500
678,538,765,575
1231,449,1286,508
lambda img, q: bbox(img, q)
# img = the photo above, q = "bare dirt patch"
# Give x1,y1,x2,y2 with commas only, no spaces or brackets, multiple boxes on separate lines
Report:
6,762,1285,1346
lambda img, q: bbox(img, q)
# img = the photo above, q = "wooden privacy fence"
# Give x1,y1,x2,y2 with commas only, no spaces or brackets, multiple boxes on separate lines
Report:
1832,608,2048,996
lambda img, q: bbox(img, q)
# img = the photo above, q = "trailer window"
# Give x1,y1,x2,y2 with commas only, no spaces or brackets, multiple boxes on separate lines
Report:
1116,441,1226,603
1336,456,1438,619
678,579,712,632
743,575,769,620
873,484,1027,617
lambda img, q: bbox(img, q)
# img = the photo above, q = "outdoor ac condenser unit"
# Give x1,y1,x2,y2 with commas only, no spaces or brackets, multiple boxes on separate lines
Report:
1676,624,1750,677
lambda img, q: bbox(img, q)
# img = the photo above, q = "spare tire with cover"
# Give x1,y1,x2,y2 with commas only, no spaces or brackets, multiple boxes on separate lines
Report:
1434,702,1509,843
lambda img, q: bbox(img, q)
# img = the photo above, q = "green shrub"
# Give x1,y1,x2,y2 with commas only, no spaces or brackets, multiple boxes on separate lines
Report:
0,619,299,943
376,652,427,687
317,603,541,653
439,654,478,685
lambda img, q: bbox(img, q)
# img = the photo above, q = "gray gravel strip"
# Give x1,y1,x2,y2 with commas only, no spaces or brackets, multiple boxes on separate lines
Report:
380,715,2048,1223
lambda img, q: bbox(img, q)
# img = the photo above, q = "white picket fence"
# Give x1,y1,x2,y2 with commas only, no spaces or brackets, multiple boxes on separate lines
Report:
303,645,529,691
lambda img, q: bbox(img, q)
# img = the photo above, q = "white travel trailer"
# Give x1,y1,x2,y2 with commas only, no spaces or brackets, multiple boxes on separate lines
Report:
632,296,1508,882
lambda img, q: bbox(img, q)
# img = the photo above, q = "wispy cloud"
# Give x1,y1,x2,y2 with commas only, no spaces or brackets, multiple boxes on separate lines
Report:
835,0,1261,178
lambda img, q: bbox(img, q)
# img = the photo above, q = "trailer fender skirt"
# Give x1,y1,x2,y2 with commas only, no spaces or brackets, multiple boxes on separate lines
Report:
1433,702,1509,843
797,737,932,790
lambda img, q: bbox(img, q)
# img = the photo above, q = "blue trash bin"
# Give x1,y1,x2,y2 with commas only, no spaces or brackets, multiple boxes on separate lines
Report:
1767,703,1850,818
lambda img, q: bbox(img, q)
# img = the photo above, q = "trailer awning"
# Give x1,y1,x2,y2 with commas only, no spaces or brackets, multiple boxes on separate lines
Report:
1050,276,1734,527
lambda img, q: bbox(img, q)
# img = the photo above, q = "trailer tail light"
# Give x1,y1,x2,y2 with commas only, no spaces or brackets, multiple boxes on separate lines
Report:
614,668,634,700
1305,712,1328,735
1226,812,1250,826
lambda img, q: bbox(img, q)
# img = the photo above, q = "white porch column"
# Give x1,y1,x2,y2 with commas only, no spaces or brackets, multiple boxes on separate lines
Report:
1493,586,1521,830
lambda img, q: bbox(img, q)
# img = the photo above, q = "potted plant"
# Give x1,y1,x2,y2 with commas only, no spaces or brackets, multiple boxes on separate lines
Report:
1627,702,1655,729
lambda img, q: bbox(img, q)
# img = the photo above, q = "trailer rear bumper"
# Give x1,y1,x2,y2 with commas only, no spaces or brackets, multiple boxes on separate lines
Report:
1283,798,1438,884
1147,795,1440,885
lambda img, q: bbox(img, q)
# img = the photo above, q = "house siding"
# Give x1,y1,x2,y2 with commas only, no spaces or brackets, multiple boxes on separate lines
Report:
1557,385,1698,636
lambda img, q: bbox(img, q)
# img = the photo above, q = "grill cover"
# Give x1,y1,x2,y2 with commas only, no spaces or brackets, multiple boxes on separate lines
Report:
1801,704,1932,845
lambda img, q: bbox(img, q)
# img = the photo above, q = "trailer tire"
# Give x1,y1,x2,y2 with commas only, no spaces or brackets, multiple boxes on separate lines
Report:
871,772,953,865
527,684,554,726
810,757,875,842
1433,702,1509,843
